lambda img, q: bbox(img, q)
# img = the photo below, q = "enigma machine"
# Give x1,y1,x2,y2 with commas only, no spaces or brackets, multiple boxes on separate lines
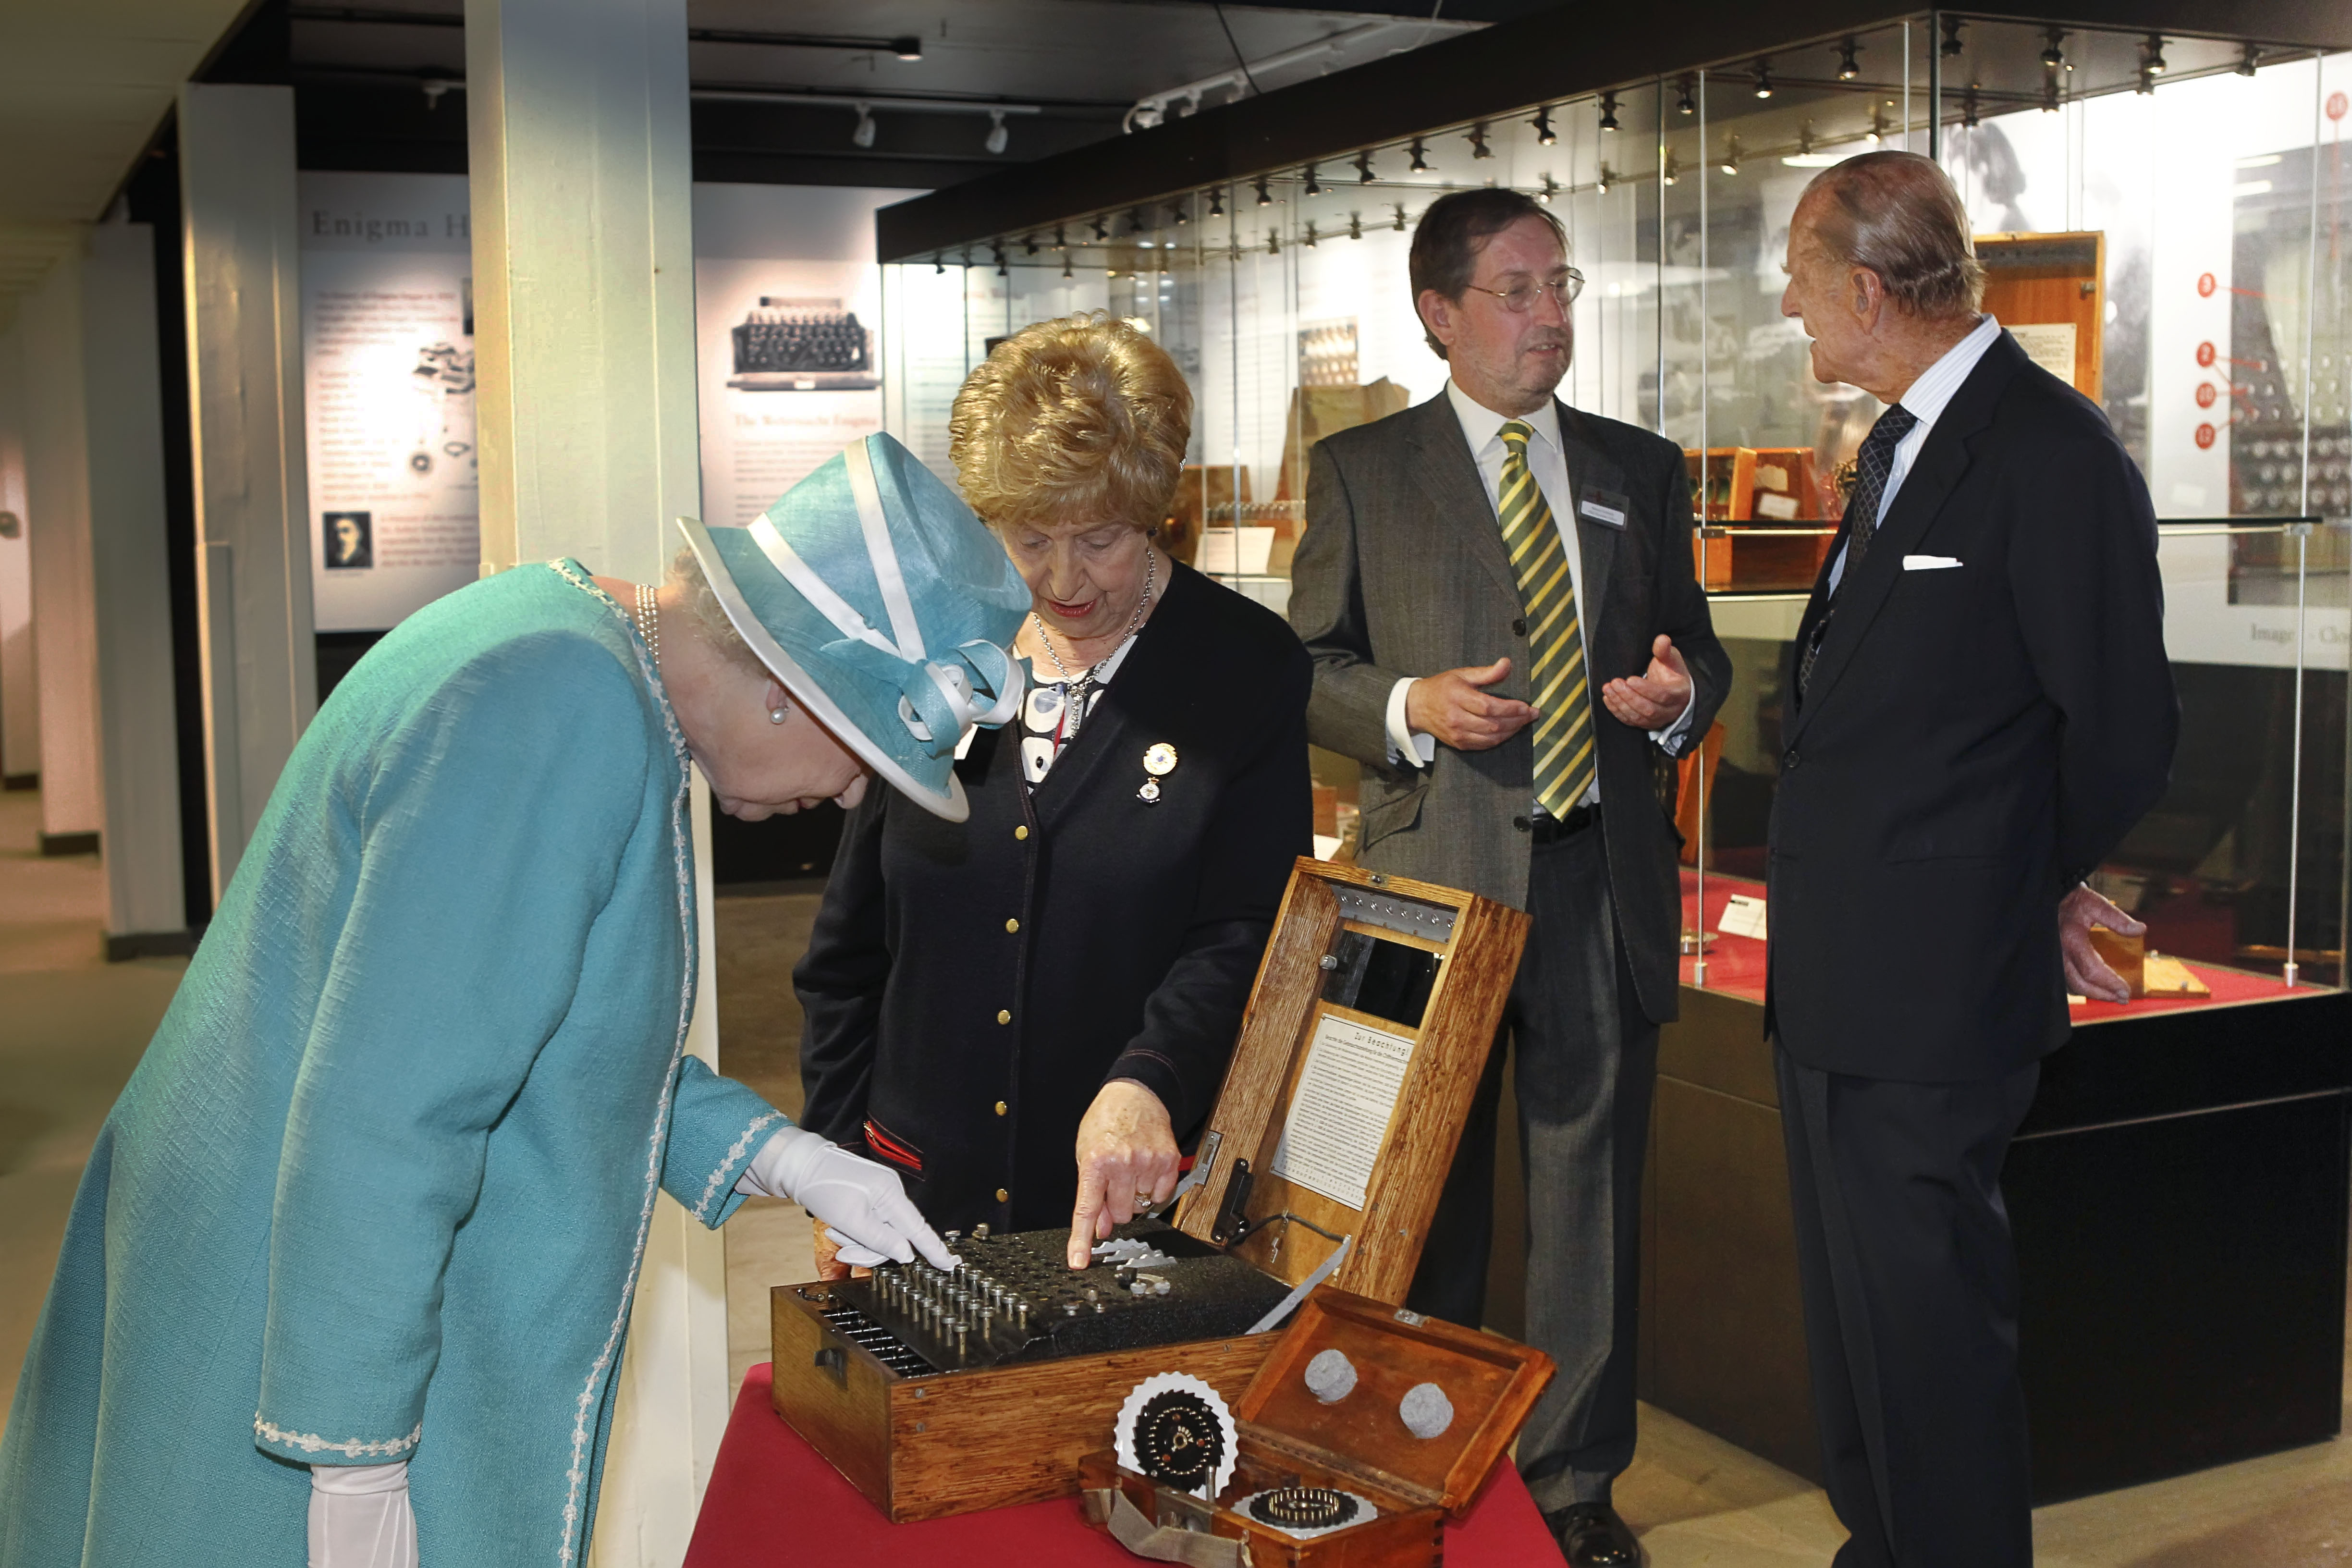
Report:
724,297,879,391
772,859,1531,1520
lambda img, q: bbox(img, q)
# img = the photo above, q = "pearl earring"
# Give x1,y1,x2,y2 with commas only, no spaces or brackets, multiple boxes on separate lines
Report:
769,706,788,724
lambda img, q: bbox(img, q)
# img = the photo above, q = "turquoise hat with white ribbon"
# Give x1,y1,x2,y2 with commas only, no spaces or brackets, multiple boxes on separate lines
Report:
677,433,1030,822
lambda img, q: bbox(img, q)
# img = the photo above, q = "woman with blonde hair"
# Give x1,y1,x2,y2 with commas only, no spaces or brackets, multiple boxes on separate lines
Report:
798,312,1312,1270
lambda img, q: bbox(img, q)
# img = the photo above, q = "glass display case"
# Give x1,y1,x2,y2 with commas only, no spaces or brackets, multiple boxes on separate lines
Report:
877,9,2352,1000
871,4,2352,1499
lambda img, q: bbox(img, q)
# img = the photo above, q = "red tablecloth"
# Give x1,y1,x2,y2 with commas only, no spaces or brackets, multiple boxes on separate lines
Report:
684,1364,1565,1566
1675,869,2293,1020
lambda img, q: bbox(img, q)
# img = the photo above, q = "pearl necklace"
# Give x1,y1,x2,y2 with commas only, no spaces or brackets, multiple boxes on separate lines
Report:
633,583,661,669
1029,551,1156,743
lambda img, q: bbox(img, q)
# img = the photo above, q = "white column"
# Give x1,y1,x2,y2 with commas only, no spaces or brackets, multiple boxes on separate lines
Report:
84,222,187,946
179,83,316,901
20,244,104,853
465,2,727,1562
0,320,37,787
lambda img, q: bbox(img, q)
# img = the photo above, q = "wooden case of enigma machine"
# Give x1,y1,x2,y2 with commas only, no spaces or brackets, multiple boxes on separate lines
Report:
1078,1287,1554,1567
770,859,1531,1520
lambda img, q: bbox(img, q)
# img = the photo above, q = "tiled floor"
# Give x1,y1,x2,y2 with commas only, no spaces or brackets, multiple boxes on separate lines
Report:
5,837,2346,1562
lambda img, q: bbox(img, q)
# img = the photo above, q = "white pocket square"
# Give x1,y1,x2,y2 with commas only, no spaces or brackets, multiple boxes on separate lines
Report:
1902,554,1963,570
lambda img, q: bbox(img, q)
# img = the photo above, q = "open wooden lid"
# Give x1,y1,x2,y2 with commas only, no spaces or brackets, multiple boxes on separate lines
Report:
1173,860,1530,1307
1234,1287,1553,1519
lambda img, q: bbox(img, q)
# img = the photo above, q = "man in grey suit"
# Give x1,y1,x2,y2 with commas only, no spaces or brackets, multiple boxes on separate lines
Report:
1289,187,1728,1568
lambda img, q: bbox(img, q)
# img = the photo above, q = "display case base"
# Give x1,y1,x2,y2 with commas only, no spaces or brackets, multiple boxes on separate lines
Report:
1640,876,2351,1501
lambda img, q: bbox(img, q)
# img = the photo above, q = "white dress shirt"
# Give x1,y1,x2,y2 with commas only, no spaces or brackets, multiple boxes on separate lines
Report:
1385,381,1694,801
1826,313,2002,593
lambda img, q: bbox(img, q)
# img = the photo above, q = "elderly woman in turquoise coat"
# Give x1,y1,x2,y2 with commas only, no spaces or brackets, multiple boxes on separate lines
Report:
0,434,1030,1568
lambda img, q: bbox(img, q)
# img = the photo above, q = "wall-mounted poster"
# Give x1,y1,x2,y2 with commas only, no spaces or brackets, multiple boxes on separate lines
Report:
299,172,478,633
694,185,916,526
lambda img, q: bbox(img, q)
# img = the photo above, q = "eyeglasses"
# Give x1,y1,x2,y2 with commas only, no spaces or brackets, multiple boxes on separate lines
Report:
1464,269,1586,313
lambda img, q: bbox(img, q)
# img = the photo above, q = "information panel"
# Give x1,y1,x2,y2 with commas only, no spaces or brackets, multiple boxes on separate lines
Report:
299,172,478,632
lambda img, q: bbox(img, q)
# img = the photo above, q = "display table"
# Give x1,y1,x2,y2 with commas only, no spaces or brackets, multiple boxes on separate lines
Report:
686,1364,1567,1565
1642,871,2352,1503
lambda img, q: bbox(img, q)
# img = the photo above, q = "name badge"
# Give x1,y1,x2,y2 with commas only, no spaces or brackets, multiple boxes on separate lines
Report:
1579,490,1629,528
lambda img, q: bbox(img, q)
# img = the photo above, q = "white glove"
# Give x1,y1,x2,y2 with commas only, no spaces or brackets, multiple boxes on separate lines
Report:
309,1461,417,1568
738,1125,957,1270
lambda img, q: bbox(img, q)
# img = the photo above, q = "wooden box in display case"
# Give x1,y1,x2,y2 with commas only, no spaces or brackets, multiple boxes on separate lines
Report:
769,859,1530,1521
1078,1287,1554,1567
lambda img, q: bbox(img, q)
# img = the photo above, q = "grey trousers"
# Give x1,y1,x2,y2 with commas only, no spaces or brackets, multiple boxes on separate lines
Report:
1404,820,1659,1511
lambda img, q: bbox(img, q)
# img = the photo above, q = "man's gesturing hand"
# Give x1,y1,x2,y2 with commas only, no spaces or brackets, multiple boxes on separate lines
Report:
2059,884,2143,1004
1404,658,1539,752
1601,635,1694,730
1068,1079,1180,1269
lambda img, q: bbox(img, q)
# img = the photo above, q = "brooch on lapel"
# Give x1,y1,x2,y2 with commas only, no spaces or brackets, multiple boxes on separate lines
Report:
1137,742,1179,804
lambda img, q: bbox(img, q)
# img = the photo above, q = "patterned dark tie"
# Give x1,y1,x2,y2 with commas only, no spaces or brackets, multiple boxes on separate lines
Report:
1797,403,1920,702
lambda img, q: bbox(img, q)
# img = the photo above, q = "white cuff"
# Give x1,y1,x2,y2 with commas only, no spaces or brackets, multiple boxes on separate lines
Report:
1649,687,1698,755
1385,678,1436,769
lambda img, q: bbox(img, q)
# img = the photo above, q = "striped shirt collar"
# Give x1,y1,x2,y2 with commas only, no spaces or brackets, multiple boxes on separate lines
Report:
1893,312,2001,435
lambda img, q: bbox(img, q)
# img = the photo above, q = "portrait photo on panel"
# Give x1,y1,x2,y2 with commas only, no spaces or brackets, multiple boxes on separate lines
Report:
323,510,373,570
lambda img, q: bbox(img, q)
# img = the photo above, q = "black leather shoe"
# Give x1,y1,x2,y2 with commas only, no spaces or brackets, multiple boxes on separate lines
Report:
1545,1502,1646,1568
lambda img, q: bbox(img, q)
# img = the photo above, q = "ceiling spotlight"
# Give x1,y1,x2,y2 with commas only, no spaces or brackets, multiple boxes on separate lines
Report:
1091,215,1109,241
2135,65,2156,95
992,244,1006,277
1255,176,1274,207
932,253,944,274
2239,43,2262,76
2142,34,2168,75
1596,163,1615,194
1675,74,1697,116
1303,221,1319,248
985,110,1009,154
1865,104,1886,144
1268,230,1280,255
1054,224,1067,250
2042,74,2062,112
1837,39,1861,80
1536,174,1557,203
1207,187,1225,217
1939,15,1965,56
1962,85,1982,127
1662,150,1680,186
851,104,876,148
1531,106,1556,146
1355,149,1375,183
1599,91,1620,133
1468,122,1493,159
1752,59,1774,99
1392,203,1408,231
1303,163,1324,196
1023,233,1039,255
959,247,971,267
1796,121,1814,155
1719,138,1741,176
2041,28,2068,71
1348,212,1363,239
1129,207,1149,234
1170,202,1188,225
1061,256,1073,278
1409,137,1431,173
891,36,922,61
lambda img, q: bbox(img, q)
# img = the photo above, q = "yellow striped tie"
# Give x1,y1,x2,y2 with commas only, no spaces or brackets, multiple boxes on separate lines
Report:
1496,421,1596,817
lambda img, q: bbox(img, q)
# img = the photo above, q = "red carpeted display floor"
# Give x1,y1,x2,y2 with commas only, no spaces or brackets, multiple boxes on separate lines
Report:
685,1364,1566,1565
1675,870,2294,1018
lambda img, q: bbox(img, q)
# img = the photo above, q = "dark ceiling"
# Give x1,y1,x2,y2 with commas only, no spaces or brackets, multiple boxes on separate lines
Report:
199,0,1552,188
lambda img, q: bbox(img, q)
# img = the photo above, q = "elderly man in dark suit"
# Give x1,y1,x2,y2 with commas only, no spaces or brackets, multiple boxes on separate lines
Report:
1770,151,2176,1568
1290,187,1729,1568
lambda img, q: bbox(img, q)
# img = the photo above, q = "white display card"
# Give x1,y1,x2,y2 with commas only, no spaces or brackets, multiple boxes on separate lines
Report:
2007,322,2079,387
1718,894,1770,941
1268,1013,1417,1211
